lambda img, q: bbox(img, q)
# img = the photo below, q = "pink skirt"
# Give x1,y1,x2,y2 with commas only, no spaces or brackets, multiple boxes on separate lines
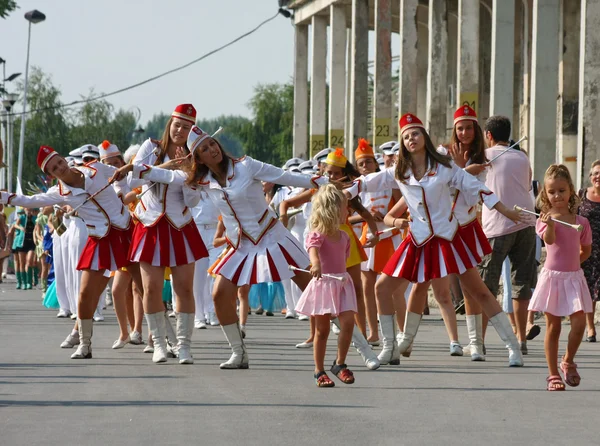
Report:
77,225,133,272
382,232,477,283
295,273,357,317
529,268,593,316
458,219,492,264
129,217,207,267
212,221,309,286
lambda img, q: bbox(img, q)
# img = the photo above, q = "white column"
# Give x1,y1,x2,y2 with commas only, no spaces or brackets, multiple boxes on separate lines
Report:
557,0,580,177
309,16,328,159
349,0,369,162
398,0,419,129
489,0,515,118
292,24,309,159
329,4,347,149
457,0,480,116
426,0,448,144
577,0,600,188
372,0,392,148
530,0,560,180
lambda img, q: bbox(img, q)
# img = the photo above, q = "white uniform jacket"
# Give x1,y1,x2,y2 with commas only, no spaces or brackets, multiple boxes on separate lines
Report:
436,146,487,226
351,163,499,247
190,155,325,249
132,139,201,228
0,162,130,238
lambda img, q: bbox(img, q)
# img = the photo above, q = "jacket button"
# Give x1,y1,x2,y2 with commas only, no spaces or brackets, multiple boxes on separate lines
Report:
97,209,102,213
420,217,427,222
418,202,423,206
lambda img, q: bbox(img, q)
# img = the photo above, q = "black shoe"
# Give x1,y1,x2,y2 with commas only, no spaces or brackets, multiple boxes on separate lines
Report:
265,311,274,316
255,307,264,315
454,300,465,315
586,334,597,343
526,324,541,341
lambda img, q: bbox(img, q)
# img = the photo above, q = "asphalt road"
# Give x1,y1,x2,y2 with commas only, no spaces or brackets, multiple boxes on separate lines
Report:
1,281,599,446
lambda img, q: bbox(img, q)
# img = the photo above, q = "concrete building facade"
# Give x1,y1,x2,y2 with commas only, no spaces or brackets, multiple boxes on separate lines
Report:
287,0,597,188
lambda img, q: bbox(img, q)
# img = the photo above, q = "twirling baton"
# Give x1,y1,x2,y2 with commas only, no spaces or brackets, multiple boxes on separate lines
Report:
513,205,582,231
488,136,528,163
288,265,345,282
65,181,115,217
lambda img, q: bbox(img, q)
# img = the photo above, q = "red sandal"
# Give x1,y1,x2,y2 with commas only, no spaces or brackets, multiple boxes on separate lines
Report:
314,371,335,387
560,361,581,387
331,362,355,384
546,375,565,391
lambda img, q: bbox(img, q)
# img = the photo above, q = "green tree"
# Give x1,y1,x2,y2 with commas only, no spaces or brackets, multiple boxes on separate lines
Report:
12,67,70,186
67,92,136,151
197,115,249,157
0,0,18,19
237,82,294,166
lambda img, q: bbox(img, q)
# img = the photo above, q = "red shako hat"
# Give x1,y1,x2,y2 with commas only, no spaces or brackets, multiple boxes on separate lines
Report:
399,113,425,135
37,145,59,172
453,105,478,125
172,104,196,124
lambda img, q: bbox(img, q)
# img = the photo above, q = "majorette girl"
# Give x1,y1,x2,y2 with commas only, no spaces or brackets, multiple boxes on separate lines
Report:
351,113,525,367
350,139,405,346
0,145,137,360
120,104,207,365
114,125,328,369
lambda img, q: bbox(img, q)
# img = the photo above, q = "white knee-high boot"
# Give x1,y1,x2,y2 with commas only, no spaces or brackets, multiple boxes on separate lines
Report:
176,313,195,364
489,312,524,367
220,322,249,369
465,314,485,362
71,319,93,359
377,314,400,365
398,312,422,353
145,312,168,363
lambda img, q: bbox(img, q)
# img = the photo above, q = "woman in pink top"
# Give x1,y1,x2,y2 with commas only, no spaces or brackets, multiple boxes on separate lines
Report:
295,185,357,388
529,165,592,391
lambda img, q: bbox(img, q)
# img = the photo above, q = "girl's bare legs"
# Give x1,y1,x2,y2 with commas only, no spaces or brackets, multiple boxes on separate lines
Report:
125,282,135,330
336,310,355,365
132,279,144,334
313,315,331,373
586,302,597,339
361,270,380,343
431,277,460,343
139,263,167,313
112,270,132,342
348,264,367,337
375,273,410,315
392,286,407,331
544,313,562,378
292,272,315,345
564,311,586,364
238,285,250,327
170,263,196,313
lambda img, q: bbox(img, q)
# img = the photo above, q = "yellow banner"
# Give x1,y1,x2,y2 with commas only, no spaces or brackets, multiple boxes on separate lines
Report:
329,129,344,149
374,118,392,146
459,92,479,117
310,134,326,159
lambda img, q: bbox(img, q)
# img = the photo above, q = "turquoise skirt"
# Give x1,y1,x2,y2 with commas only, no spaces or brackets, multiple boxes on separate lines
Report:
248,282,285,312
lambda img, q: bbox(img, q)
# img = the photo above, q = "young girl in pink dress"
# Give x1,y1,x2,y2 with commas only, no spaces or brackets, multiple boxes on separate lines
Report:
296,185,358,387
529,165,593,391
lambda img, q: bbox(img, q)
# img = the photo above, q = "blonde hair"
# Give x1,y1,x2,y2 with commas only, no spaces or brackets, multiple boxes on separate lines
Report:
588,160,600,180
309,184,346,237
536,164,579,214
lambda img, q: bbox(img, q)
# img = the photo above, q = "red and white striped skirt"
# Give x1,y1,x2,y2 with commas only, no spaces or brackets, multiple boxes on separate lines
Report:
129,216,207,267
457,219,492,264
382,231,478,283
212,222,309,286
77,225,134,272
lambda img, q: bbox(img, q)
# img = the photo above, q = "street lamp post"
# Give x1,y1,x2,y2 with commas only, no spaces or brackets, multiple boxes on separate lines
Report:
2,93,18,193
17,9,46,193
0,110,7,190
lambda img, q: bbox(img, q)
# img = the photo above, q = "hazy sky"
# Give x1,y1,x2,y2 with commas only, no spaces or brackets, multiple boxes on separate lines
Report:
0,0,297,125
